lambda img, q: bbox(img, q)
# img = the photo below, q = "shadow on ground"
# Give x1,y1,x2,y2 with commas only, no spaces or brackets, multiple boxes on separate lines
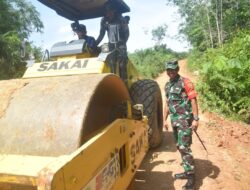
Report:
155,131,177,153
133,131,220,190
194,158,220,190
133,131,176,190
134,169,174,190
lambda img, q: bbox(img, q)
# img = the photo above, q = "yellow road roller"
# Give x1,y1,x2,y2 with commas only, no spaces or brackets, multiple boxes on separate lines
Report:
0,0,163,189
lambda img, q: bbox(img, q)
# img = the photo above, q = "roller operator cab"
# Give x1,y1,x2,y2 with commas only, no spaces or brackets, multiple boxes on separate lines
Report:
0,0,163,189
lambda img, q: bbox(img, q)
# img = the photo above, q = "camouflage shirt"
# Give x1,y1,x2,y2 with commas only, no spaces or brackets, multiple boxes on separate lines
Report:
165,75,197,124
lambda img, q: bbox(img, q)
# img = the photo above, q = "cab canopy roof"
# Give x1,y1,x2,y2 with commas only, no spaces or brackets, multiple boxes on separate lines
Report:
38,0,130,20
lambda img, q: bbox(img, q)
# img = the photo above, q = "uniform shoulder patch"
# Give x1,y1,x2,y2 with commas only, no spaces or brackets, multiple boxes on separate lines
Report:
183,78,197,99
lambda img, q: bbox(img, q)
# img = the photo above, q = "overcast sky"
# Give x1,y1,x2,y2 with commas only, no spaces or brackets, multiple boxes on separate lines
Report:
29,0,190,53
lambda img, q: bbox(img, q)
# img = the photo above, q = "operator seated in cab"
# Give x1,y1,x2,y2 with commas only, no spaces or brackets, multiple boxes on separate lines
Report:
71,22,97,54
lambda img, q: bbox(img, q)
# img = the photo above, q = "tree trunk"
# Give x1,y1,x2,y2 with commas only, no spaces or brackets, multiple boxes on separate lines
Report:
205,4,214,48
220,0,223,46
215,0,222,46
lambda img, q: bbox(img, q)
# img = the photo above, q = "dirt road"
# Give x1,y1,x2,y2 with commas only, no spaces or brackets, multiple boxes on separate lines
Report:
133,60,250,190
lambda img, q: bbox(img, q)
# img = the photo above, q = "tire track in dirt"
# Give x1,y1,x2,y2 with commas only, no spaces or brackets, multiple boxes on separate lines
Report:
133,60,250,190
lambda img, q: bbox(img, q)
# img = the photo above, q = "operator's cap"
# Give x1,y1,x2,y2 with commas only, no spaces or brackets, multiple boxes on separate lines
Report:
165,60,179,70
72,23,86,32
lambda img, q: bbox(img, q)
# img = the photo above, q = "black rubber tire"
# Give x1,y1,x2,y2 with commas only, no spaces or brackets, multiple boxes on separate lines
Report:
130,79,163,148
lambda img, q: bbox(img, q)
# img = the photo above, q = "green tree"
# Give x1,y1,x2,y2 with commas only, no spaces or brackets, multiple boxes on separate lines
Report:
151,24,168,46
0,0,43,80
166,0,250,50
167,0,250,122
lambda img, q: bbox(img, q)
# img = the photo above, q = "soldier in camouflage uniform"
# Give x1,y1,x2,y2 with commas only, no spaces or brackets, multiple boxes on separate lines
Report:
164,60,199,190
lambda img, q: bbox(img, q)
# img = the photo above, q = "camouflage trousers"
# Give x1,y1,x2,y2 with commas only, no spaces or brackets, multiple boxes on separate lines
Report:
172,119,194,174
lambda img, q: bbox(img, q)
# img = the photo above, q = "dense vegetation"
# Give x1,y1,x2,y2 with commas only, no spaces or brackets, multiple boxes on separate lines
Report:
167,0,250,123
166,0,250,50
129,24,187,78
189,31,250,122
129,45,186,79
0,0,43,80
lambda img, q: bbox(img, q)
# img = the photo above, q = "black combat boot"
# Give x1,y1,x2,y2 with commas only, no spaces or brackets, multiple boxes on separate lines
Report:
174,172,189,180
182,174,195,190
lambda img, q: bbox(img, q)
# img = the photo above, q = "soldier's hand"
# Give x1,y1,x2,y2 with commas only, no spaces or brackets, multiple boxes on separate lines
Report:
191,120,199,131
164,121,168,131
